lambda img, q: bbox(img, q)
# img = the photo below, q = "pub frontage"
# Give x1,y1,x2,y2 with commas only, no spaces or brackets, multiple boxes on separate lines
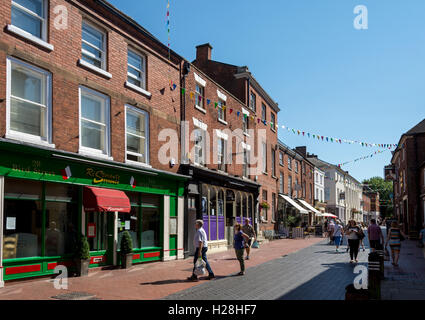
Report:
0,139,187,283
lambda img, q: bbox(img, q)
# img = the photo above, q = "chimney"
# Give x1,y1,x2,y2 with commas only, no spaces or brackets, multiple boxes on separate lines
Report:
196,43,213,62
295,146,307,158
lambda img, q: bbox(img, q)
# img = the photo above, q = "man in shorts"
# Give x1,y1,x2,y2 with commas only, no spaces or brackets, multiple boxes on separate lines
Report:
242,218,256,260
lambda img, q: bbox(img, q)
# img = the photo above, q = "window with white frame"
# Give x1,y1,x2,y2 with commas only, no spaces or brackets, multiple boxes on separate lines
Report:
271,147,276,177
217,99,226,122
316,188,319,200
279,152,284,166
272,193,276,221
288,176,292,197
127,49,146,89
11,0,47,40
288,157,292,170
271,112,276,131
7,57,52,143
279,172,284,193
81,21,106,69
262,142,267,173
195,83,204,109
243,113,249,134
126,106,149,164
194,129,205,166
243,147,250,178
79,87,110,155
261,103,266,121
295,179,299,198
250,92,256,112
217,137,226,172
295,161,299,173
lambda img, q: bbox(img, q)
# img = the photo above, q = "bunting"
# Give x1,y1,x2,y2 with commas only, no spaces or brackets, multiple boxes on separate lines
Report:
337,150,388,167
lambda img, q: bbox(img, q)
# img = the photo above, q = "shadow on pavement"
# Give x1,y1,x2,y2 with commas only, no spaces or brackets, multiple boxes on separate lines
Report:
140,275,231,286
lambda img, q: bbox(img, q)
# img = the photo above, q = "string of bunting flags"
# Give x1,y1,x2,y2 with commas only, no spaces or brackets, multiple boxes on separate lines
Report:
337,149,388,168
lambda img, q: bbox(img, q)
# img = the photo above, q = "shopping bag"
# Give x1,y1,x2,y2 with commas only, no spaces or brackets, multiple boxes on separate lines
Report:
194,258,206,276
251,240,259,249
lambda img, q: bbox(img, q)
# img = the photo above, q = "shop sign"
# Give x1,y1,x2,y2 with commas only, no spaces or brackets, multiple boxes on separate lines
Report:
86,168,120,185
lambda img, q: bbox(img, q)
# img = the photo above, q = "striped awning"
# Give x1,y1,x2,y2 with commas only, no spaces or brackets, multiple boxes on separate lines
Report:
280,195,308,214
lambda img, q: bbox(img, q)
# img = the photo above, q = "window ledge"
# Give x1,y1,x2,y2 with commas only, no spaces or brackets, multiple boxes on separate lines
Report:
243,132,250,137
125,160,152,169
195,105,207,114
272,175,277,180
125,81,151,98
7,25,54,51
5,132,55,149
78,59,112,79
218,119,228,125
78,149,114,161
271,128,276,133
262,171,268,175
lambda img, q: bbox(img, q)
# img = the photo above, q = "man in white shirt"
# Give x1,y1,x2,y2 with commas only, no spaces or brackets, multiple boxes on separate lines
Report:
187,220,215,281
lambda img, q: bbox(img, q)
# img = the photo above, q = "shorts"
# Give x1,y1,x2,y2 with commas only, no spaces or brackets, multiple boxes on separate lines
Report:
369,240,380,249
245,238,252,248
333,236,342,245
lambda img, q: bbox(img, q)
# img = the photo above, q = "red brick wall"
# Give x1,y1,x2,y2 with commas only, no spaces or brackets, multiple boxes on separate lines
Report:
0,0,181,173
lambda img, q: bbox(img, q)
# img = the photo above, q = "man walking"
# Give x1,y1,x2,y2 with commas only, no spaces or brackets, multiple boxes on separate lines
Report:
187,220,215,281
328,220,335,244
242,218,256,260
367,219,385,252
333,220,344,252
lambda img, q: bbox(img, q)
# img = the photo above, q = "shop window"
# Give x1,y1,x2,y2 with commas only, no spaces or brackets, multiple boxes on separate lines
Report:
209,188,217,216
79,86,110,156
127,49,146,89
248,195,253,222
188,197,196,209
141,194,161,207
3,178,43,259
141,207,160,248
81,21,106,69
242,194,248,218
218,190,224,216
236,192,241,219
11,0,47,40
118,207,139,249
87,211,107,252
7,57,52,144
126,105,149,165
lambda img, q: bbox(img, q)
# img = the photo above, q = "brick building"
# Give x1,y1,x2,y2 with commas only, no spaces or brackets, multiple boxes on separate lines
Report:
386,119,425,236
0,0,189,284
191,44,280,236
362,192,371,223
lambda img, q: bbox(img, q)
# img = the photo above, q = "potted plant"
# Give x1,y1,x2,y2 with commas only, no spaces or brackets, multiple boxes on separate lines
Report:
75,235,90,277
120,231,133,269
260,201,270,209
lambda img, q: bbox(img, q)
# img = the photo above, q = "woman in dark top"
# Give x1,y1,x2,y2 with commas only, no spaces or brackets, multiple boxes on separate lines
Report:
386,221,407,267
234,223,250,275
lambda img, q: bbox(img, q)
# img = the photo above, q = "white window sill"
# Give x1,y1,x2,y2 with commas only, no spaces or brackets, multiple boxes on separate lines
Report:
217,169,228,175
79,149,113,161
78,59,112,79
262,171,268,175
5,132,55,149
125,159,152,169
7,25,54,51
243,132,250,137
272,175,277,179
271,128,276,133
125,81,151,98
195,105,207,114
218,119,228,125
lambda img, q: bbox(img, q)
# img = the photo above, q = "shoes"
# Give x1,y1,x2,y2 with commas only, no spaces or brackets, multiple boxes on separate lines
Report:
245,256,250,260
350,260,354,263
355,259,358,263
207,274,216,280
187,275,198,281
238,271,245,276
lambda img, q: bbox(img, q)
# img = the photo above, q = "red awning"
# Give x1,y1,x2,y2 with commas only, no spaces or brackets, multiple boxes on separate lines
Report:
83,186,131,213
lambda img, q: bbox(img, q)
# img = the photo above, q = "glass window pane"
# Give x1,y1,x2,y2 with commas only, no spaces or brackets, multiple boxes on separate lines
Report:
3,199,42,258
127,77,141,87
10,98,45,137
82,54,102,68
4,178,42,200
45,183,78,202
82,24,103,50
117,208,139,249
81,95,104,123
11,65,43,104
81,120,104,150
11,6,42,38
45,202,78,256
14,0,43,16
126,111,145,137
141,194,160,207
128,51,142,70
127,135,145,156
82,42,102,60
141,208,160,248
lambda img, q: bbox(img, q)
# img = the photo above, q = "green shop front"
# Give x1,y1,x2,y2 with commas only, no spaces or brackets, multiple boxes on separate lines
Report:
0,140,187,284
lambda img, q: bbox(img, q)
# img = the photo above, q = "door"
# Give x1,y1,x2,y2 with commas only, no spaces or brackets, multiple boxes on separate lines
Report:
106,213,115,265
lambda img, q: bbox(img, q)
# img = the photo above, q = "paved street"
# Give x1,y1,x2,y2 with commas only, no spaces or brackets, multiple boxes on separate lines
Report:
165,238,369,300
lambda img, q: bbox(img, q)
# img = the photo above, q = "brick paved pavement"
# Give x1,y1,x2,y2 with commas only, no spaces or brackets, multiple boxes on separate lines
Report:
164,237,370,300
0,237,323,300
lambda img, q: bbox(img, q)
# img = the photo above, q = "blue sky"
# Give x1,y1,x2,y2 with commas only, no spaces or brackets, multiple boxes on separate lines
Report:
109,0,425,182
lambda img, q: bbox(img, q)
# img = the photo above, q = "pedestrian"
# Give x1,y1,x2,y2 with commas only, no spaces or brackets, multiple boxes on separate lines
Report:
328,220,335,245
385,221,407,267
187,220,215,281
242,218,256,260
359,223,366,252
346,220,362,263
367,219,385,252
324,219,329,238
332,220,343,252
233,223,250,275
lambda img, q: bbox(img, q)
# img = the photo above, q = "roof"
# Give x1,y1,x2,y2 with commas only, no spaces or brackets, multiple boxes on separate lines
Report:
406,118,425,135
306,156,362,185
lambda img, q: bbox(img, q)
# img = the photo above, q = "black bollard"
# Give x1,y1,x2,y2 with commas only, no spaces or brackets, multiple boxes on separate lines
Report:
368,252,381,300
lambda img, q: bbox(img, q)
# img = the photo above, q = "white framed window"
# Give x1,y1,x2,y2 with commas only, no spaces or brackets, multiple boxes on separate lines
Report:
261,103,266,122
250,92,256,112
243,148,250,178
295,161,299,173
6,56,53,146
242,114,249,134
79,86,110,157
279,152,284,166
11,0,47,41
194,129,205,166
280,172,284,193
271,112,276,131
125,105,149,166
127,49,146,90
217,99,226,122
288,176,292,197
217,137,226,172
262,142,267,173
195,83,204,110
288,157,292,170
271,148,276,177
81,21,106,70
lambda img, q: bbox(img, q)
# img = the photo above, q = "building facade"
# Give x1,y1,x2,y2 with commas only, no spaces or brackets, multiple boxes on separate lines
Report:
0,0,188,284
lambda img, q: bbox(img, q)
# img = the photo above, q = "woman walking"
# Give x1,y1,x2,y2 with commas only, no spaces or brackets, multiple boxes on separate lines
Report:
346,220,362,263
233,223,250,275
386,221,407,267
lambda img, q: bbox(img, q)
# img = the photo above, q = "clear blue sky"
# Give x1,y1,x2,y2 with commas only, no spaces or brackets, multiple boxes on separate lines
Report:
109,0,425,182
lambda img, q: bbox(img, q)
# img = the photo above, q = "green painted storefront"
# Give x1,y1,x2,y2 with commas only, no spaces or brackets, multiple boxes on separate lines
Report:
0,140,186,281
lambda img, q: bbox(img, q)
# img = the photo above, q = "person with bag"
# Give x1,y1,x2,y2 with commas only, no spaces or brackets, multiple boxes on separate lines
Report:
332,220,344,252
242,218,256,260
385,221,407,267
346,220,362,263
234,223,250,275
187,220,215,281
